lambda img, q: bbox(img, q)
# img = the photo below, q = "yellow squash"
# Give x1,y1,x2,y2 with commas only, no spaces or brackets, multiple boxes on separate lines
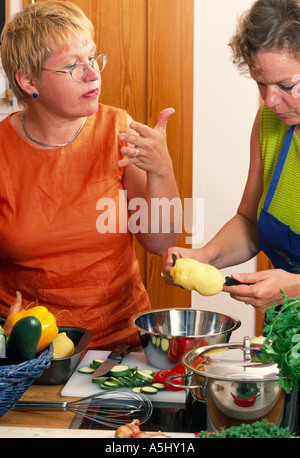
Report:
52,332,75,359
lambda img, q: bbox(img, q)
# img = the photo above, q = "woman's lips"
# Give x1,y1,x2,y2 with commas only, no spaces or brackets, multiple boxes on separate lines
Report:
83,88,99,98
274,111,290,118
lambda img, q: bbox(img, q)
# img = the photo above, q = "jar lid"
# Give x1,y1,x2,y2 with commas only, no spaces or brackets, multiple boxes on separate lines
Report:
183,337,279,382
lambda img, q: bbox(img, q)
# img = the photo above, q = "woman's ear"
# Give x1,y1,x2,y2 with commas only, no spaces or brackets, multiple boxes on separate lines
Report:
15,70,38,98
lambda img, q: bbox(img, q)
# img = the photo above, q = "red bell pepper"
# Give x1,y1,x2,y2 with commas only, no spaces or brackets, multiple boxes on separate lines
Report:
153,369,171,384
230,392,256,407
168,336,209,363
164,363,186,391
153,363,186,391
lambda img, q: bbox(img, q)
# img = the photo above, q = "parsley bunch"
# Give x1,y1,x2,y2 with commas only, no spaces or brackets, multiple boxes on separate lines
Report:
261,292,300,393
195,420,290,438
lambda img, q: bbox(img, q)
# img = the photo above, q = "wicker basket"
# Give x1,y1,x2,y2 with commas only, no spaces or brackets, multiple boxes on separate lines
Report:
0,344,53,417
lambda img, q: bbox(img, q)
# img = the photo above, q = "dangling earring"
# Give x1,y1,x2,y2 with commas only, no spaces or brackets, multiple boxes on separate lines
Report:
32,92,39,99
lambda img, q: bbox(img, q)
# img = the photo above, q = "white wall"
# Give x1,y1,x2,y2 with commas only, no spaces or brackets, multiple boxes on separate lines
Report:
192,0,260,341
10,0,22,16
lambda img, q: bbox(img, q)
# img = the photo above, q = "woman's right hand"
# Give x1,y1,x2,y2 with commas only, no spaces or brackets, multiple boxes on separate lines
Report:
162,246,203,286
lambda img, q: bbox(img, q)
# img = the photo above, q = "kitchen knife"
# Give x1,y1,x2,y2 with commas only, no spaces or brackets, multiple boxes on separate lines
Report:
91,344,131,377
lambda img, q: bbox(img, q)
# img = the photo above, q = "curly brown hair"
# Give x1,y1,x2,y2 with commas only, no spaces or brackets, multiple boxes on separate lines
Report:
229,0,300,74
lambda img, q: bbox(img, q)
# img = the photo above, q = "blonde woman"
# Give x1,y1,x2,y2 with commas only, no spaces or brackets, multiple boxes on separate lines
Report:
0,1,179,350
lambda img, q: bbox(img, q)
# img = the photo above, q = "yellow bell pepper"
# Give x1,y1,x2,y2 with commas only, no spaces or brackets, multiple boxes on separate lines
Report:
9,306,58,352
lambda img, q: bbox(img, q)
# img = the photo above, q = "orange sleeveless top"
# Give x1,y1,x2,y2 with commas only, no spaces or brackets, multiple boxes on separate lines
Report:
0,104,150,350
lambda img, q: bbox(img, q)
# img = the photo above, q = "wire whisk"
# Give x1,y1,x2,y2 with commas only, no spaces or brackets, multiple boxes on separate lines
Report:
13,390,153,428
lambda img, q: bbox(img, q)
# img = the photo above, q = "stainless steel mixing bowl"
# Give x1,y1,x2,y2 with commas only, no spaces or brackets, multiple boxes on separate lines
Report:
130,308,241,369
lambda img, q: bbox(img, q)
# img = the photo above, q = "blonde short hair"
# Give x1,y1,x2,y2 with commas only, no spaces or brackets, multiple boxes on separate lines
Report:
1,1,94,105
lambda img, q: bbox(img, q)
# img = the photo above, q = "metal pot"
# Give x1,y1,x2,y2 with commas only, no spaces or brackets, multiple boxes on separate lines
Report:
166,337,299,434
130,308,241,369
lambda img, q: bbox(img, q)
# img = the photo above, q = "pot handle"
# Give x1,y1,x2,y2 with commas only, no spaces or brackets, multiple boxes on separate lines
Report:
165,372,204,390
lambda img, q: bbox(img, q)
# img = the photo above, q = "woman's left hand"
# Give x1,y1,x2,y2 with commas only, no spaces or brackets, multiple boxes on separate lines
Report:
223,269,300,313
117,108,175,174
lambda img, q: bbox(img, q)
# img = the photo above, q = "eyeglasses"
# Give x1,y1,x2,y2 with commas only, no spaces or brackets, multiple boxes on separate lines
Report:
42,54,109,81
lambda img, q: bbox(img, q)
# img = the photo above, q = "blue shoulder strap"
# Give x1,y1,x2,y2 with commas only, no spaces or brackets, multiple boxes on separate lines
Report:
263,125,295,211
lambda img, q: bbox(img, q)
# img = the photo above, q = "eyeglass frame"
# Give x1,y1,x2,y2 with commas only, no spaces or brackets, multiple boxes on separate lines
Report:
41,53,109,81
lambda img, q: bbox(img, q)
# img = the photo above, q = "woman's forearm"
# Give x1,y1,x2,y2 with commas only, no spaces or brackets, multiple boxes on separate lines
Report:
133,166,182,255
194,213,260,269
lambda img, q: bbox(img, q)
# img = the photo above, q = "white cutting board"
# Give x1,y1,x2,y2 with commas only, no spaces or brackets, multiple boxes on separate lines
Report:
61,350,186,404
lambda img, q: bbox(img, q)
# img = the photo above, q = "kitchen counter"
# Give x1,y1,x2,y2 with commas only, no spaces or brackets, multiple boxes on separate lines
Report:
0,384,195,438
0,384,78,431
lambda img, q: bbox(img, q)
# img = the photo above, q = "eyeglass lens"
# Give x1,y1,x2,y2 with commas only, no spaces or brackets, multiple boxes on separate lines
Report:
72,55,107,81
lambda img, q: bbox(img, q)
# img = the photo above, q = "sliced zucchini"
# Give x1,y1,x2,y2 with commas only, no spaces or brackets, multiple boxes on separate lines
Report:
110,364,131,377
140,369,154,375
136,370,154,383
152,382,166,391
141,386,158,395
101,380,120,390
92,376,110,384
112,376,130,387
130,376,146,387
92,358,104,368
78,366,95,374
160,337,170,352
132,387,142,393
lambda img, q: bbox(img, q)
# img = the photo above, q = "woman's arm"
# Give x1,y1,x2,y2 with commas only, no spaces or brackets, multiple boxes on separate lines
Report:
163,105,300,311
163,105,264,272
119,108,181,255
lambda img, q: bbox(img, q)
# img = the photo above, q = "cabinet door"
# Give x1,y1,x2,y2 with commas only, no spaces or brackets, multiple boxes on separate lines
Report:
22,0,194,309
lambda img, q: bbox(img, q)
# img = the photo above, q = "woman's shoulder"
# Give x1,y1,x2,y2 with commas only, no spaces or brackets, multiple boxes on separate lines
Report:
0,114,12,130
0,113,21,146
87,104,129,135
97,103,128,118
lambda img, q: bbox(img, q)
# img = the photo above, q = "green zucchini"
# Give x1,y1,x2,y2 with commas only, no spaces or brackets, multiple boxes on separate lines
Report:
132,387,142,393
140,369,154,375
152,382,166,391
110,364,131,377
141,386,158,395
101,380,120,390
6,316,42,364
160,337,170,352
92,359,104,368
78,366,95,374
92,376,110,384
135,370,154,383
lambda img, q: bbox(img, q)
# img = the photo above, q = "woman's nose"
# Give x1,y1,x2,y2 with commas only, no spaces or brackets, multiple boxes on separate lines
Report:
84,64,100,81
263,85,281,109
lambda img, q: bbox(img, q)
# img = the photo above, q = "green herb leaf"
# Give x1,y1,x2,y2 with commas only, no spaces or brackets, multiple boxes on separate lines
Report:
260,291,300,393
